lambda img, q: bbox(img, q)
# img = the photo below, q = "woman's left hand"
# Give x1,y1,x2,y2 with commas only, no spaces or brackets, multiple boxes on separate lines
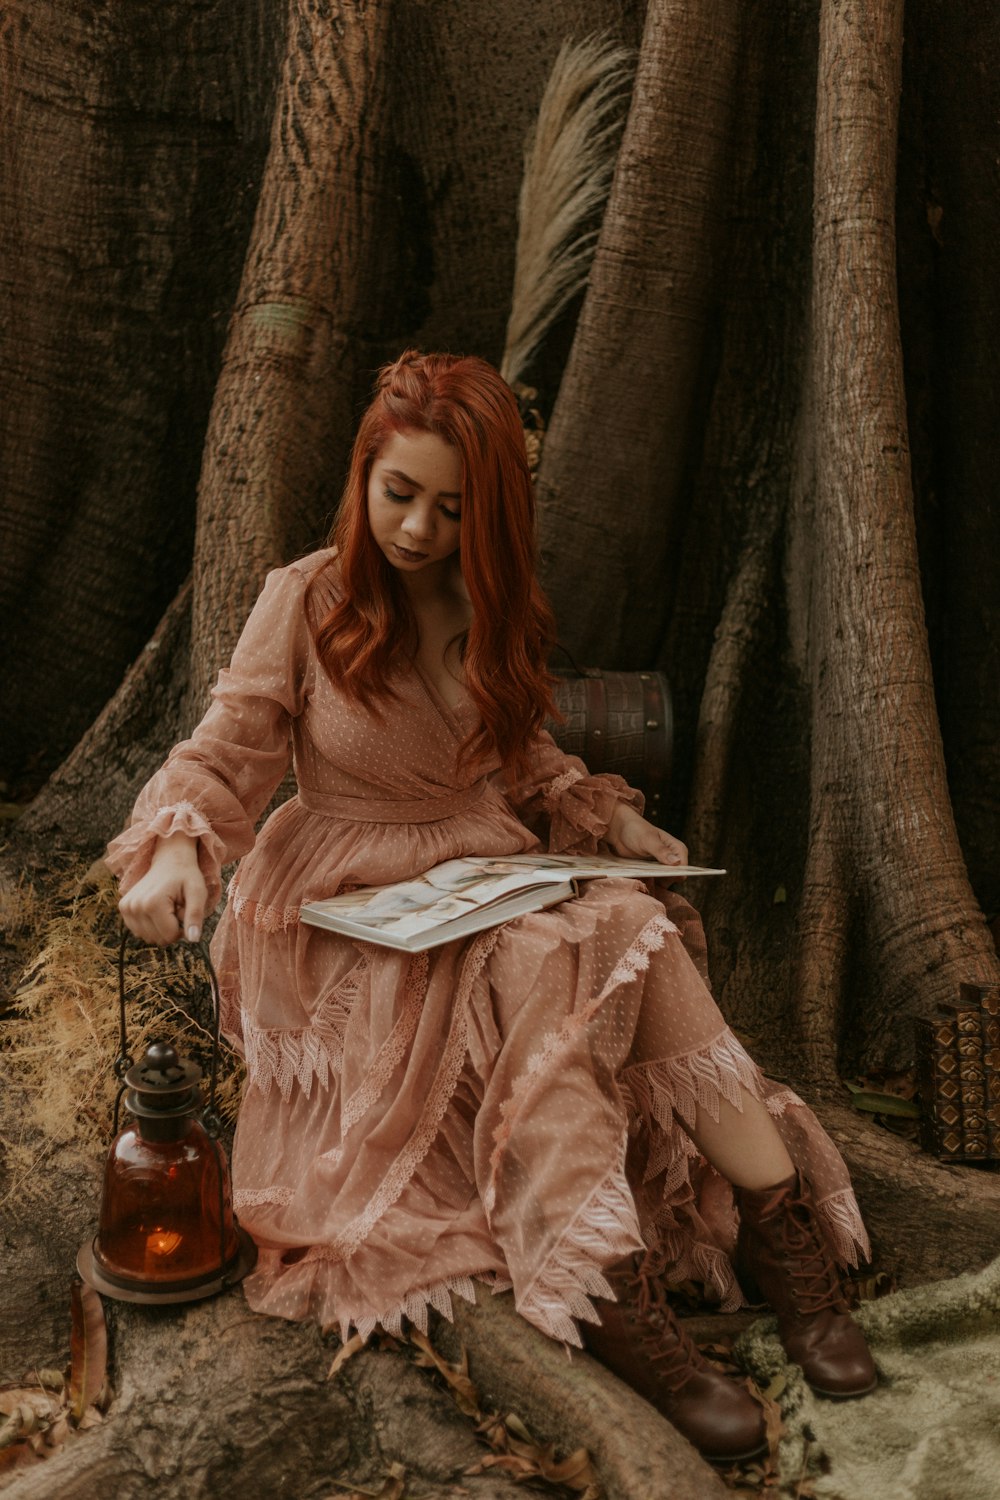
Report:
605,802,688,866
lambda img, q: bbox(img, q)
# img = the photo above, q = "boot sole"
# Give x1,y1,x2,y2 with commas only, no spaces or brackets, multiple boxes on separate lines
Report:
706,1440,770,1465
808,1376,878,1400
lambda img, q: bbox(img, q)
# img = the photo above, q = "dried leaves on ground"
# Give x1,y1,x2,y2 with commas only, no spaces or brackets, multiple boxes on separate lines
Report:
0,1280,110,1482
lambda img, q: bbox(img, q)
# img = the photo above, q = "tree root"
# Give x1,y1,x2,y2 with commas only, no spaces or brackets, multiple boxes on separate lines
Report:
435,1285,730,1500
814,1099,1000,1286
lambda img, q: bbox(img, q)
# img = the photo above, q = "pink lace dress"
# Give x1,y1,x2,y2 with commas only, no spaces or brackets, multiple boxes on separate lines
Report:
106,550,869,1345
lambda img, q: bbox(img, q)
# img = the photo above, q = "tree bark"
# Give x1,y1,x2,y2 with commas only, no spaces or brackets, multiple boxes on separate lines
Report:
535,0,743,666
17,582,191,851
789,0,999,1077
187,0,397,714
0,0,282,791
897,0,1000,925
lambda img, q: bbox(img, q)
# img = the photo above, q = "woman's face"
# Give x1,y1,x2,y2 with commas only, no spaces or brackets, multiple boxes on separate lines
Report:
367,429,463,581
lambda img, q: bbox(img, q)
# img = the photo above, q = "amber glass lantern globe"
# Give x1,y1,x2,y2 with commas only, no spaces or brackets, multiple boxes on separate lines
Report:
77,937,256,1305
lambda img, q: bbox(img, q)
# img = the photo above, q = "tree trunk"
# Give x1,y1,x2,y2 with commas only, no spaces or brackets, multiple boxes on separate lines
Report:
0,0,283,792
535,0,742,666
788,0,999,1077
897,0,1000,925
187,0,396,714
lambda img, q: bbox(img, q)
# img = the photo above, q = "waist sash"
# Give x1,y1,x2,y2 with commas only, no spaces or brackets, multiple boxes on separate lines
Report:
297,780,488,824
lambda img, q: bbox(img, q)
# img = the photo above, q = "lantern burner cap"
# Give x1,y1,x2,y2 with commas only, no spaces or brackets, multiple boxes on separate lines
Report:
139,1040,186,1084
124,1040,202,1118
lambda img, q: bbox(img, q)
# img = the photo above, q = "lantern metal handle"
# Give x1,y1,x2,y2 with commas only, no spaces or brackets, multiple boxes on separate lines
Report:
115,926,224,1137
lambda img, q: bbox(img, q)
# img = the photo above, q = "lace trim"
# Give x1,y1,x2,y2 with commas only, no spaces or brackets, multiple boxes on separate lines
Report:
327,929,501,1260
242,951,372,1101
321,1272,481,1345
542,767,585,809
234,1186,294,1209
764,1088,801,1117
816,1185,871,1268
230,888,301,933
484,913,677,1219
338,950,429,1135
644,1213,743,1311
622,1028,766,1132
518,1134,643,1346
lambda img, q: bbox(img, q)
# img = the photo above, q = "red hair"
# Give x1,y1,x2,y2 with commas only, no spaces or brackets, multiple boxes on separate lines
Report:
309,350,558,776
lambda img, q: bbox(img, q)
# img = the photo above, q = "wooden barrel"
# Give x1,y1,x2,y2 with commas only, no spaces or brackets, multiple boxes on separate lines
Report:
548,669,673,828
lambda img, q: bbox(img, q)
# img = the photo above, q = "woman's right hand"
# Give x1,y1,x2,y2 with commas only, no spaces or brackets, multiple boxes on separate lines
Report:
118,832,208,946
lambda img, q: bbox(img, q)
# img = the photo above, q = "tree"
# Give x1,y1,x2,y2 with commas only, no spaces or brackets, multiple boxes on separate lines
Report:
2,0,999,1494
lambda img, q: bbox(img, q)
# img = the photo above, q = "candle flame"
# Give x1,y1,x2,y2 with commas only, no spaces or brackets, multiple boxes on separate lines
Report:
145,1228,183,1258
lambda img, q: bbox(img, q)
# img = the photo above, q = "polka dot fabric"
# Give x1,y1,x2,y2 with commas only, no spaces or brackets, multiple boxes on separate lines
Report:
107,551,870,1345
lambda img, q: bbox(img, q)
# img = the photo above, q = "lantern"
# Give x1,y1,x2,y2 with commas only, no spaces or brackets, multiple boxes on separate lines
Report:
77,933,256,1304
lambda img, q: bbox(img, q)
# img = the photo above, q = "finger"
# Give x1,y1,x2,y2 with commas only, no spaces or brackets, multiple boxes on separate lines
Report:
119,899,175,947
642,830,680,864
179,871,208,943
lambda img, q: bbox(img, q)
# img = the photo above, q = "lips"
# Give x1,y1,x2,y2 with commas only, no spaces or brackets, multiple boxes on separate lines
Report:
391,543,428,562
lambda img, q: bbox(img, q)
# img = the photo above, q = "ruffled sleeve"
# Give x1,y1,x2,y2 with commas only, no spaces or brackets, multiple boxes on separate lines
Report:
496,730,644,854
105,562,314,911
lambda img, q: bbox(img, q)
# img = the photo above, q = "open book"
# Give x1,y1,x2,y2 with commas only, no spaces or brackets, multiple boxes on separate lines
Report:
299,852,725,953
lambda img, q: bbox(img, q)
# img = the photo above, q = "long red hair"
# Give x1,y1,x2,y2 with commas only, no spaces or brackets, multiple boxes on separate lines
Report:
309,351,558,776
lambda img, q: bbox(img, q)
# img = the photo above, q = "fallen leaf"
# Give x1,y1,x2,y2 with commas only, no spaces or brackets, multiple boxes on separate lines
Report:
0,1442,42,1473
406,1328,480,1418
842,1081,920,1117
68,1279,107,1423
327,1332,366,1379
0,1390,60,1424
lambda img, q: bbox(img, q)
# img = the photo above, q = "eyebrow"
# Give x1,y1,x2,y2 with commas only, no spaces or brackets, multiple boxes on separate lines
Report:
384,467,462,502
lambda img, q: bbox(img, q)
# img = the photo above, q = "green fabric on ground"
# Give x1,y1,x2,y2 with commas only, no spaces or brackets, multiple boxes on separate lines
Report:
736,1253,1000,1500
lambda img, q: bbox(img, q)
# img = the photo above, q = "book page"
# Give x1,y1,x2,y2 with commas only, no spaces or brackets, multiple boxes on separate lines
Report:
301,854,724,945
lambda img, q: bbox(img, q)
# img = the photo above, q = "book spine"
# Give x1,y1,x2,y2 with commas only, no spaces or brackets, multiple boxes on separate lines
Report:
915,1015,962,1159
970,984,1000,1157
941,1002,987,1157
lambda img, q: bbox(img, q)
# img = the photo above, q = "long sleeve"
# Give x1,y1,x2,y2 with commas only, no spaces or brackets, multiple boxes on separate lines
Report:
105,563,314,910
495,729,644,854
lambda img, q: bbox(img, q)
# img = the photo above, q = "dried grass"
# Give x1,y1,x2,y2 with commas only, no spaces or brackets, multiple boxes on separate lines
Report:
500,34,634,389
0,864,243,1210
0,869,46,950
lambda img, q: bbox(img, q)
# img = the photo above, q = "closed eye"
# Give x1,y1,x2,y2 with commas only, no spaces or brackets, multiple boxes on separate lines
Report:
440,504,460,522
384,487,412,503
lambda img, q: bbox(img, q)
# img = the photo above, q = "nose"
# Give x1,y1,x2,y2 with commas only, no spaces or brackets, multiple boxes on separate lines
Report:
401,503,435,543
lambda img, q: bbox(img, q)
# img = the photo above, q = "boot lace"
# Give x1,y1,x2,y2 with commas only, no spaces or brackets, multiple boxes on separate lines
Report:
779,1199,849,1317
617,1263,705,1394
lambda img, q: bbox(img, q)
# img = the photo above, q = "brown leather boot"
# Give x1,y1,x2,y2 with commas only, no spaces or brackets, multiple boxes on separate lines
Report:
736,1171,877,1399
582,1260,767,1463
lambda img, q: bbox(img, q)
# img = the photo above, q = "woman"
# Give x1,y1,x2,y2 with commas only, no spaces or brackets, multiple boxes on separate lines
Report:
109,352,875,1463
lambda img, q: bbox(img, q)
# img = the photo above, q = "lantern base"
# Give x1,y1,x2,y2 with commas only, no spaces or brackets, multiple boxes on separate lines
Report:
77,1227,258,1305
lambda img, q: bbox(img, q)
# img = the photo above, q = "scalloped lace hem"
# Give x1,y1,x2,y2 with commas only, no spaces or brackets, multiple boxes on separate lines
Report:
816,1185,871,1268
242,951,373,1100
517,1135,643,1347
332,1272,481,1344
622,1028,767,1132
